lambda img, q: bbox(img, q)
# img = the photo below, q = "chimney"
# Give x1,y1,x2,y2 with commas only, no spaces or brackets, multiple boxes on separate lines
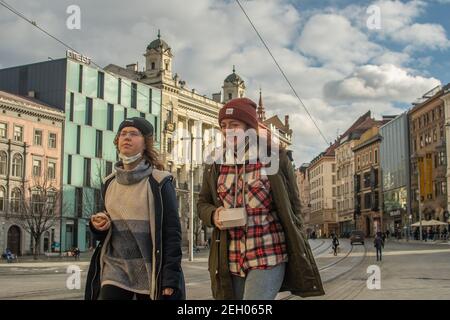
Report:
285,115,289,128
28,91,36,98
192,89,197,94
126,63,138,72
212,93,221,103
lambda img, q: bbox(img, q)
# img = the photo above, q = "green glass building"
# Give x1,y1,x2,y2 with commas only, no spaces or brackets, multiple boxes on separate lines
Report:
0,54,162,251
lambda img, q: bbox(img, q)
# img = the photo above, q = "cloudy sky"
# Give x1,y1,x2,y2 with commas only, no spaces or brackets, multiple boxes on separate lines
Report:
1,0,450,165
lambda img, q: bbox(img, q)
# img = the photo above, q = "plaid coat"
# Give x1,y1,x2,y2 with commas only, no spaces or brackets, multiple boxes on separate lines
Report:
217,162,288,277
198,149,325,299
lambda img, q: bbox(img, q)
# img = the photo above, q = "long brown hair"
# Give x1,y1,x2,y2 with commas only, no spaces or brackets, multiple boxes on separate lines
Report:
113,134,164,170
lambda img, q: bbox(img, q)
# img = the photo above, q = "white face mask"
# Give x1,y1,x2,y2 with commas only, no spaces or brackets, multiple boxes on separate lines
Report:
119,152,143,165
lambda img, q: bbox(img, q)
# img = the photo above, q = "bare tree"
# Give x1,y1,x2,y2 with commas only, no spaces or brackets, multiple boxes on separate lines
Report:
15,172,62,259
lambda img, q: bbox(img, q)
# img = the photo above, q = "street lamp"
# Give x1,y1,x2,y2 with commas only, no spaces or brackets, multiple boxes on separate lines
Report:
180,121,203,262
408,214,412,242
411,153,423,241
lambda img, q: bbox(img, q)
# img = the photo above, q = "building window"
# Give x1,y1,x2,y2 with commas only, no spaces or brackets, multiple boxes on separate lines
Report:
149,88,153,114
84,158,91,187
440,125,444,140
12,154,23,177
107,103,114,131
76,126,81,154
420,135,424,148
47,133,57,149
48,162,56,180
364,193,371,210
0,122,7,139
67,155,72,185
124,108,128,120
228,93,232,100
75,187,83,218
439,151,446,166
118,78,122,105
10,188,21,213
14,125,23,142
94,189,101,213
33,159,42,177
0,151,6,175
374,149,378,164
332,175,336,185
85,97,93,126
33,130,43,146
151,62,155,70
131,83,137,109
105,161,113,176
363,172,371,189
332,164,336,173
140,112,145,118
69,92,74,122
0,186,4,211
95,130,103,158
167,138,172,153
78,64,83,93
97,71,104,99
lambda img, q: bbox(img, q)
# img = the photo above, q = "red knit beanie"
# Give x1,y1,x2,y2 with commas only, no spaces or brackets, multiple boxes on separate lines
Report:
218,97,259,129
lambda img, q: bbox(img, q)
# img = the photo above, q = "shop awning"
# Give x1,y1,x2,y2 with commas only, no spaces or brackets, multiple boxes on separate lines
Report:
411,219,447,227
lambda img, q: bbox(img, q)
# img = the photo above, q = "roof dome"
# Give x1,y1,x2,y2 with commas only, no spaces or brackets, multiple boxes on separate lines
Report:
225,66,244,84
147,30,170,51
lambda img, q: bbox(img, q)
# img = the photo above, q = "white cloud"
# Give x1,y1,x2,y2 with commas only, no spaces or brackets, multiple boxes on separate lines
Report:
297,14,382,73
324,64,441,103
395,23,450,51
372,51,411,66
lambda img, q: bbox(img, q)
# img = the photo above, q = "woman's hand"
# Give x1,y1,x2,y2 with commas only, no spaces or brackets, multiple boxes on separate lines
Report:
91,212,111,231
213,207,225,230
162,288,174,296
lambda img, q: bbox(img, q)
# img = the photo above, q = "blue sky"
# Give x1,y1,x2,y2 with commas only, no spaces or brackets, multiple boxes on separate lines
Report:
0,0,449,165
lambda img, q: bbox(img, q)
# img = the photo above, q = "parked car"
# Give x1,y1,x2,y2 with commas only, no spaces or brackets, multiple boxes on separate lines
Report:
350,230,365,245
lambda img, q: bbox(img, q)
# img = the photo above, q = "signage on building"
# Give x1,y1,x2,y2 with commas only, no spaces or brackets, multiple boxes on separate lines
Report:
66,50,91,65
390,210,401,217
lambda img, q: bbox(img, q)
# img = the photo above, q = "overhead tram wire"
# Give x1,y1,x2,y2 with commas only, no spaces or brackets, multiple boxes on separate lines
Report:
235,0,330,146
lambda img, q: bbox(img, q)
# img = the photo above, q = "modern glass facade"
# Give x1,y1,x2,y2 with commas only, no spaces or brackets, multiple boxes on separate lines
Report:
379,112,411,235
0,57,162,251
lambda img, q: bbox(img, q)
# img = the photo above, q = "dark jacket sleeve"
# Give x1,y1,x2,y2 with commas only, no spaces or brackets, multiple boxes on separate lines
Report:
197,164,219,228
280,150,303,223
160,179,184,293
88,178,111,243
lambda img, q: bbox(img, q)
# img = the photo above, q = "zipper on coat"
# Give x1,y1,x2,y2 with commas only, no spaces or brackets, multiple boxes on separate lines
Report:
90,242,102,300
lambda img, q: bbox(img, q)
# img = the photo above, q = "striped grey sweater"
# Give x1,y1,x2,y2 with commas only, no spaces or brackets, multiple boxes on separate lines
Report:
100,160,154,295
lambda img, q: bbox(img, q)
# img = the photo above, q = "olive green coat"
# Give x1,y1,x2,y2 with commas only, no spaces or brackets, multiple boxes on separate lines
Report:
197,150,325,299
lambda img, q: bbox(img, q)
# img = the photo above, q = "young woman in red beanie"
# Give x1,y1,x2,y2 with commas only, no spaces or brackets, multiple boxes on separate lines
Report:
198,98,324,300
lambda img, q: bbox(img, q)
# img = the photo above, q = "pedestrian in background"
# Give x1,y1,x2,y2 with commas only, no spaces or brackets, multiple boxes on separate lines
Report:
374,234,384,261
332,235,340,256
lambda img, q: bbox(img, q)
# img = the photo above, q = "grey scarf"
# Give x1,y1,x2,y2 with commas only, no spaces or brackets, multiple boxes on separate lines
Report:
114,159,153,185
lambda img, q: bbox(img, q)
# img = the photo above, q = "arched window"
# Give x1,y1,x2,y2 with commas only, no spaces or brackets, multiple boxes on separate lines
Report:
12,154,23,178
11,188,22,213
0,186,5,211
0,151,6,175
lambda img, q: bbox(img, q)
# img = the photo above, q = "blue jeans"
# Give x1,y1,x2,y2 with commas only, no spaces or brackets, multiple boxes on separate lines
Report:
231,263,286,300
